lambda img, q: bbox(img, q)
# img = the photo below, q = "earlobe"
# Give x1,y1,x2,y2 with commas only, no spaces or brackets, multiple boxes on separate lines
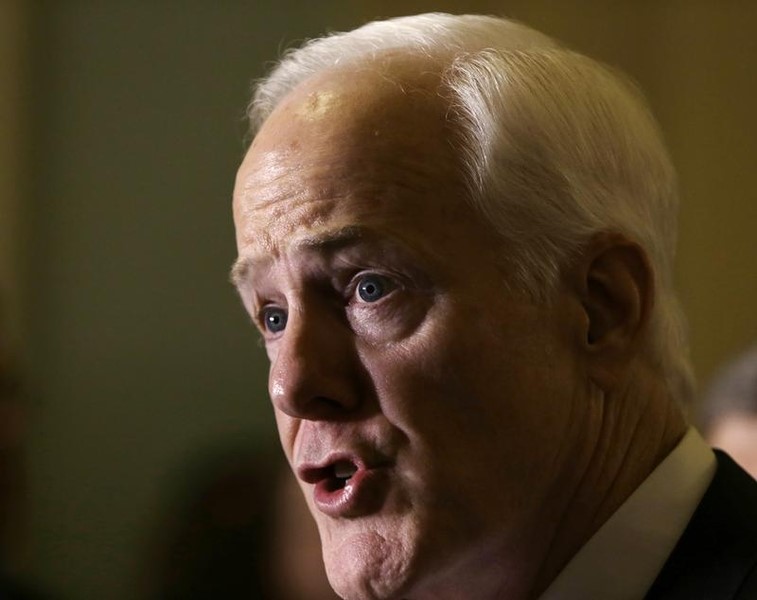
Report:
573,232,654,391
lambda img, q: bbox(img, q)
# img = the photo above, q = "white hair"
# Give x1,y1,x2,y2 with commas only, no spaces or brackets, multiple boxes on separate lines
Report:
247,13,694,406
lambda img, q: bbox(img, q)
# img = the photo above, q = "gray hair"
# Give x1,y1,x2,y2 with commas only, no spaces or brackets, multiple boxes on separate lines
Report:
247,13,694,405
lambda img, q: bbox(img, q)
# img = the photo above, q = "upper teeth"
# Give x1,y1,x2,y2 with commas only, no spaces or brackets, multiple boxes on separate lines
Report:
334,462,358,479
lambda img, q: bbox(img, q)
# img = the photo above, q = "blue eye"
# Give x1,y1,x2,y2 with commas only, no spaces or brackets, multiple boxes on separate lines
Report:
357,274,388,303
262,307,287,333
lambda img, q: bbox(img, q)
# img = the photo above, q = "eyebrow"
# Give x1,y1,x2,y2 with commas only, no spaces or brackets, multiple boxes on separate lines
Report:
229,225,372,287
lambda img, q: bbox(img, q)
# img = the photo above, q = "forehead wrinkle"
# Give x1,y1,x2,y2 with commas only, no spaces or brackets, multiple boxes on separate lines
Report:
230,225,407,289
235,153,300,210
230,226,364,289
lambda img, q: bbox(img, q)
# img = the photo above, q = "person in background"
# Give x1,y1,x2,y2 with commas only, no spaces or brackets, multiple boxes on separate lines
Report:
701,345,757,478
230,13,757,599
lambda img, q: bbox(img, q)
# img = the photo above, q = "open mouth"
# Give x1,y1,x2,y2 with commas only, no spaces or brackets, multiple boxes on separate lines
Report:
300,457,360,489
298,455,391,518
324,460,359,491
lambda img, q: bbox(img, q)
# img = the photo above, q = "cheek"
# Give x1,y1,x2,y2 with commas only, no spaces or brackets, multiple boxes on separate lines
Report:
364,303,578,468
348,293,433,345
361,328,476,451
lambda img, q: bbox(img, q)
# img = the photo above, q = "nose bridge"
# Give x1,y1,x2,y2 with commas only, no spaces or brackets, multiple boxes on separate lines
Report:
269,303,360,419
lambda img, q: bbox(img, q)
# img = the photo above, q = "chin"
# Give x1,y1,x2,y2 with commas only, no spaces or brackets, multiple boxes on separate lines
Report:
323,529,419,600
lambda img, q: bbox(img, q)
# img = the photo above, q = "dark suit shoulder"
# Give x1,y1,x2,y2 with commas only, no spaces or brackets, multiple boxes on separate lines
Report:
646,451,757,599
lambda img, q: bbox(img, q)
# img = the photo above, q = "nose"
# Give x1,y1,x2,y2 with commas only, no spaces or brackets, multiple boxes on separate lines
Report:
268,307,363,420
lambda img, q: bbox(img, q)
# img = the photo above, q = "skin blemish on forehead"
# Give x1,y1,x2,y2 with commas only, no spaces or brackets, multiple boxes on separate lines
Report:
296,90,342,122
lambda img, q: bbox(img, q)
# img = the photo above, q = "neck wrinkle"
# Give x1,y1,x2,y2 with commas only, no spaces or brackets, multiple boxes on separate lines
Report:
530,371,687,598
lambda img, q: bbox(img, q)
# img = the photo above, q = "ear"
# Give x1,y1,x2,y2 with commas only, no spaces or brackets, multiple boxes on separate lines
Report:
568,232,655,391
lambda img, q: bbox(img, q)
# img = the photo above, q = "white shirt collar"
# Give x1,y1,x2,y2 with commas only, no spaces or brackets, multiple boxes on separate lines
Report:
540,427,716,600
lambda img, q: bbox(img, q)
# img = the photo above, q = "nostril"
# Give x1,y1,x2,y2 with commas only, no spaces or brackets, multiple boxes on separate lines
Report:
292,396,356,421
314,396,350,411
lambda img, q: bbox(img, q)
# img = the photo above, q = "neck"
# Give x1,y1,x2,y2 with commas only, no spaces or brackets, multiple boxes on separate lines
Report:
529,369,688,598
409,369,687,600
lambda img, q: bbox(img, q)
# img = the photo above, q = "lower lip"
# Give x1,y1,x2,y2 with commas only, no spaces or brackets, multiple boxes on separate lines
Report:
313,467,390,518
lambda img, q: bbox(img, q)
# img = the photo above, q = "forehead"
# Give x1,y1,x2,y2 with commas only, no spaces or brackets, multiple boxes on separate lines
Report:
233,57,484,270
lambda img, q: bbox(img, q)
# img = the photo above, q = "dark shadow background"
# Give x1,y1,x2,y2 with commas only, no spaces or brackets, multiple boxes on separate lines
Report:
23,3,365,597
0,1,755,598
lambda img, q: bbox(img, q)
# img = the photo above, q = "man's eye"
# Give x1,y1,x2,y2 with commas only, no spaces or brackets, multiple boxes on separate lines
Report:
261,306,287,333
355,274,391,303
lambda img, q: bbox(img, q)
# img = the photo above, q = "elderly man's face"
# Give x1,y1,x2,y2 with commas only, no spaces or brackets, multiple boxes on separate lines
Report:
233,64,590,599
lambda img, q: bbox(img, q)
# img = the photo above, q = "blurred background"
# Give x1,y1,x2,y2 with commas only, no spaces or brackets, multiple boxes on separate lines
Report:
0,1,755,598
